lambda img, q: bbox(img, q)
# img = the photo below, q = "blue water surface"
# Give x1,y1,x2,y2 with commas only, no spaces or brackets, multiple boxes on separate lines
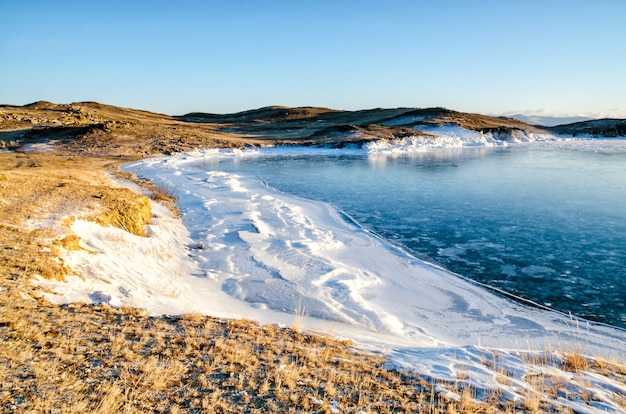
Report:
198,142,626,328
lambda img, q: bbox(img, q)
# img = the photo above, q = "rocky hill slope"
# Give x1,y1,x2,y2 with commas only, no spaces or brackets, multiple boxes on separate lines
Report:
3,101,624,156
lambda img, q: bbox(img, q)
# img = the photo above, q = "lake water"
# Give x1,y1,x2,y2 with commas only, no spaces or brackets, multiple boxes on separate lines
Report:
198,141,626,329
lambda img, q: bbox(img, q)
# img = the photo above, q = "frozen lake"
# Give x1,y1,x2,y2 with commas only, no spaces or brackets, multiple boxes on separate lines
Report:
197,141,626,328
39,135,625,411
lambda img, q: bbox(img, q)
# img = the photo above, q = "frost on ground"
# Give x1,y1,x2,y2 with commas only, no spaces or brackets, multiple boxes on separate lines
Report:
37,135,626,412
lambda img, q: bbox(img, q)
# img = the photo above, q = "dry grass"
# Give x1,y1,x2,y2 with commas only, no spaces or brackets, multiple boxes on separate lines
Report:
560,350,590,372
0,152,154,284
507,347,626,412
2,294,509,413
0,152,151,236
113,170,181,218
150,180,178,203
0,101,255,158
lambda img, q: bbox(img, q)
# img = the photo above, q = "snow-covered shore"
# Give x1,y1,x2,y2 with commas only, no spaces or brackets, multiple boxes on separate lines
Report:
35,131,626,412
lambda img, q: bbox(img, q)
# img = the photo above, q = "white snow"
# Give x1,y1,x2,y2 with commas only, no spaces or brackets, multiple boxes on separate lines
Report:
34,133,626,412
22,140,57,152
366,125,561,154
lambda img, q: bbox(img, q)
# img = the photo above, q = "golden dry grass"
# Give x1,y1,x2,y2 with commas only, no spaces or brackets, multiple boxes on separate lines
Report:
2,288,520,413
0,152,151,235
0,152,155,286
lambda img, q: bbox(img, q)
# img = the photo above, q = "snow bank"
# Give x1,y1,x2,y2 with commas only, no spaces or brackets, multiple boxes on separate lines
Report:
366,125,560,154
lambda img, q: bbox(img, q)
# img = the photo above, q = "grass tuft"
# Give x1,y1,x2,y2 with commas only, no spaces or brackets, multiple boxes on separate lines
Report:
561,350,590,372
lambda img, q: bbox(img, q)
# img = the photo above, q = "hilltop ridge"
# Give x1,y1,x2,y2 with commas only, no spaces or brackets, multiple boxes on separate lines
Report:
2,101,625,155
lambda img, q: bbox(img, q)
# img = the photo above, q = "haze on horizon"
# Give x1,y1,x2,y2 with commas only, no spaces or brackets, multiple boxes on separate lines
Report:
1,0,625,119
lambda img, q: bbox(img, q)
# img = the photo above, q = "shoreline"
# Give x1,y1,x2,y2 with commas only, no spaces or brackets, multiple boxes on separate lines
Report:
130,148,626,352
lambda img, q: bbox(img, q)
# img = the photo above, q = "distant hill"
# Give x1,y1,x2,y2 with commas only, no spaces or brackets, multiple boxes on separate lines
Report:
177,106,549,145
547,118,626,137
507,114,595,127
1,101,625,156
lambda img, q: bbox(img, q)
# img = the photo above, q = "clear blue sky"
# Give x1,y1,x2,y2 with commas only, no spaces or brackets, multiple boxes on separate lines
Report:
1,0,625,117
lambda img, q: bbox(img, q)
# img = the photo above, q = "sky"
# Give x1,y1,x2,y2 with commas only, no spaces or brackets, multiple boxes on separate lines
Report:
1,0,625,117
